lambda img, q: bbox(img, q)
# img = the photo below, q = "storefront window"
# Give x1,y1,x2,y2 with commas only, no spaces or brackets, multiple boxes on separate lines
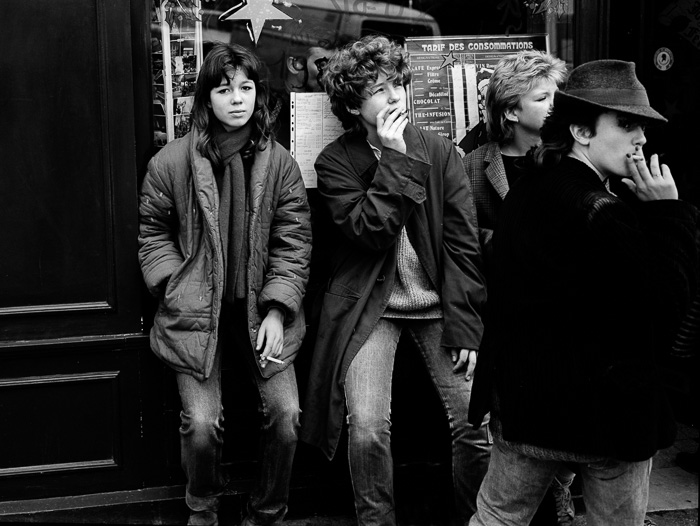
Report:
149,0,575,151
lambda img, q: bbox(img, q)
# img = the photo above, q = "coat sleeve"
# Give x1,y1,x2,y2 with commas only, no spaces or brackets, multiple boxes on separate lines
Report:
138,155,184,297
590,195,699,352
315,140,431,252
440,142,487,350
258,153,312,323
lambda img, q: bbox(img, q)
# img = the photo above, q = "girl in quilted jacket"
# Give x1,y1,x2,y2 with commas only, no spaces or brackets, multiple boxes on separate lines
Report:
138,43,312,526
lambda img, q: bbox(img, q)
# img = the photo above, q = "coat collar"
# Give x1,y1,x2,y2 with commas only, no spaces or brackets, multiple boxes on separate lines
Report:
559,155,610,192
187,127,272,203
483,141,510,200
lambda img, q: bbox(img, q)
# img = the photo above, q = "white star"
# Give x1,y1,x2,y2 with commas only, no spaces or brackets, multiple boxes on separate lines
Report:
219,0,292,45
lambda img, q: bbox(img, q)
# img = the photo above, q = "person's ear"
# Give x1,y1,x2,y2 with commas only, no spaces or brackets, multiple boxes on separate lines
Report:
505,107,519,123
570,123,592,145
348,107,360,115
287,56,304,74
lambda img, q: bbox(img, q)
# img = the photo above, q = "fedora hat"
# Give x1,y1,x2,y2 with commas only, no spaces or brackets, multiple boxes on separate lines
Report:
557,60,667,123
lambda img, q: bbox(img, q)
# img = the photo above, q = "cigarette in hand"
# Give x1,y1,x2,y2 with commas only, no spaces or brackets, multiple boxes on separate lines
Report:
261,356,284,364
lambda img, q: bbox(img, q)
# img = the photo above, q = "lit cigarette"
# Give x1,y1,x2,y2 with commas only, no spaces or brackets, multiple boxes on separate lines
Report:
262,356,284,364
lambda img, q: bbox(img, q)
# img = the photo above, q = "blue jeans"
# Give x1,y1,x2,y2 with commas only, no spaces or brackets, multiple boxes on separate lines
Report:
177,304,300,525
469,438,652,526
345,317,492,525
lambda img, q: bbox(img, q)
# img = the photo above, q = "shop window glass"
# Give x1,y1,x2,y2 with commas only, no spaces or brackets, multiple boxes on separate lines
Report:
149,0,574,150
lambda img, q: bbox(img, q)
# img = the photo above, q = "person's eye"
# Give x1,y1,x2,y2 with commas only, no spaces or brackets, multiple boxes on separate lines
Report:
617,116,642,130
393,79,402,87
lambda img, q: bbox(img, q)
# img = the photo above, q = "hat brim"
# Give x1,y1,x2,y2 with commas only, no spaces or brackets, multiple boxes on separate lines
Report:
556,91,668,124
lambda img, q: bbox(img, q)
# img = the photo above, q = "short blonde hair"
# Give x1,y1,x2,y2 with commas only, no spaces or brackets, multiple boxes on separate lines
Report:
485,50,568,143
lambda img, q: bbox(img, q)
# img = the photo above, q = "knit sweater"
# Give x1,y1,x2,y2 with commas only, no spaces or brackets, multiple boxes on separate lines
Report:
367,142,442,319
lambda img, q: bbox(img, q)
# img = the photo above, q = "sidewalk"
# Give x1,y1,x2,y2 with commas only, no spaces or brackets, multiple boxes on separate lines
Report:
283,422,699,526
0,425,696,525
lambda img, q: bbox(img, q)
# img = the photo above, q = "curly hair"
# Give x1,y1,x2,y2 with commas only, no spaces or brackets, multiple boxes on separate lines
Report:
485,50,568,143
191,42,274,164
322,35,412,135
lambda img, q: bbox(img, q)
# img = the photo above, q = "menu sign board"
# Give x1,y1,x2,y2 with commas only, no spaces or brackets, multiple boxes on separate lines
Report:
405,35,549,149
289,92,344,188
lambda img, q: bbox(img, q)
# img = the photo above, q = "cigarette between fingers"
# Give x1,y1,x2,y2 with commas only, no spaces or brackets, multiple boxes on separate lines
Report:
262,356,284,364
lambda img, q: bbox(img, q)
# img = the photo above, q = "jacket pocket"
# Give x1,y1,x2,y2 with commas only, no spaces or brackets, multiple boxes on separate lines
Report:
320,287,360,326
162,253,213,316
326,281,362,300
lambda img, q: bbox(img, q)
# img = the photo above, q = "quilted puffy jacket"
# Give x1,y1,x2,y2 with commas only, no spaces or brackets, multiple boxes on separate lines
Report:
138,129,311,380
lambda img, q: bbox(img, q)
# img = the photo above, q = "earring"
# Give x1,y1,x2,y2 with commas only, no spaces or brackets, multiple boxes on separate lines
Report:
349,108,360,115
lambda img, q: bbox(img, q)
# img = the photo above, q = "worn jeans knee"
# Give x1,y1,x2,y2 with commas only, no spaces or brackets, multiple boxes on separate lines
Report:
180,409,225,450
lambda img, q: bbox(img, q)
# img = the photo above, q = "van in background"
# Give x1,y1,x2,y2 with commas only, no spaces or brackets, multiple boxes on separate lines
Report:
199,0,440,92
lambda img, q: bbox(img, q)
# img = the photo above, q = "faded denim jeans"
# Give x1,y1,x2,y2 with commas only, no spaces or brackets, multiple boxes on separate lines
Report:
177,304,300,525
345,317,492,526
469,438,652,526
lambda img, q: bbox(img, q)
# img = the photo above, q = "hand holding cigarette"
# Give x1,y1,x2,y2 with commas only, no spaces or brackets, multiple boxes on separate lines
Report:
377,106,408,154
260,356,284,364
256,307,285,368
622,148,678,201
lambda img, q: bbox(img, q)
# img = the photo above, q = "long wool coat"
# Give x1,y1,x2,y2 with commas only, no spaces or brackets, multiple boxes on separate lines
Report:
301,123,486,459
138,129,311,381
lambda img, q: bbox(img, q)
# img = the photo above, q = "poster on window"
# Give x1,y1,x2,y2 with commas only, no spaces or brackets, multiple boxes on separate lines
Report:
405,34,549,155
289,92,344,188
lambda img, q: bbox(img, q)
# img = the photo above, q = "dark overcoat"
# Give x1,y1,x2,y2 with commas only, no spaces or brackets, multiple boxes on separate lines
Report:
301,123,486,459
469,157,699,461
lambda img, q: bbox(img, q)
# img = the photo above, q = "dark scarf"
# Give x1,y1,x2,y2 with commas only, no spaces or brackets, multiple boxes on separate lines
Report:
213,121,254,302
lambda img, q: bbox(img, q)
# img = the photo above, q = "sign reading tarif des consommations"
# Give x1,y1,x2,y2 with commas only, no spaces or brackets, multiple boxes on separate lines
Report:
405,34,549,149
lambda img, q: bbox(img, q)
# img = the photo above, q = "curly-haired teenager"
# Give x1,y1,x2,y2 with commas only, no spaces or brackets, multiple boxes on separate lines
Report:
138,43,311,526
301,35,490,525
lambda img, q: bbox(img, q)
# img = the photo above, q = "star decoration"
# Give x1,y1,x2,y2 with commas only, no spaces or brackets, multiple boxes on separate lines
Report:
219,0,292,45
439,51,459,69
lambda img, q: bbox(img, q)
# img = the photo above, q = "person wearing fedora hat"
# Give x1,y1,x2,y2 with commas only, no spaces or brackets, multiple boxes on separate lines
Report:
462,50,574,526
467,59,699,525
